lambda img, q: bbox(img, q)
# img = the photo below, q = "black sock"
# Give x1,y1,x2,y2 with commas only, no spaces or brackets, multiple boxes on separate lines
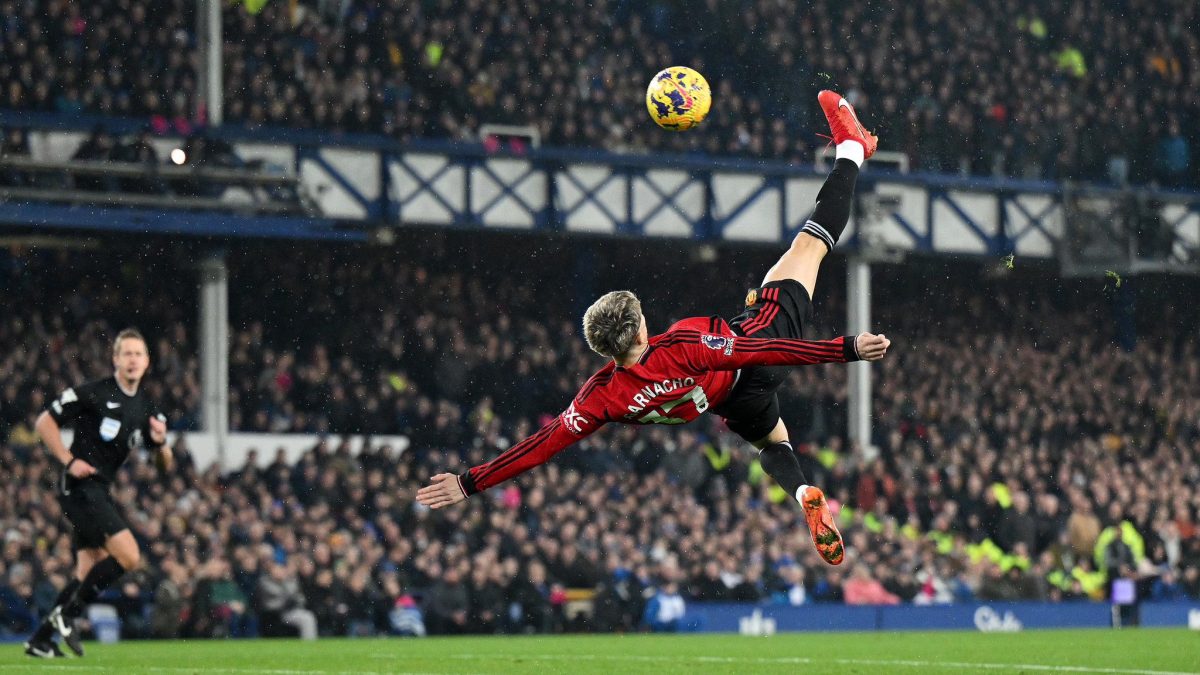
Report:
758,441,808,498
64,558,125,619
800,158,860,251
30,578,81,642
54,578,82,609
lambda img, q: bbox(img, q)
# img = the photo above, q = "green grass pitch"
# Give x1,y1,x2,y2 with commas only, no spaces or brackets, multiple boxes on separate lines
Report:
2,629,1198,674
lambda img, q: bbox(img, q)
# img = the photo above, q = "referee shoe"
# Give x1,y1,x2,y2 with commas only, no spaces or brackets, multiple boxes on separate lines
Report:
49,605,84,657
24,639,66,659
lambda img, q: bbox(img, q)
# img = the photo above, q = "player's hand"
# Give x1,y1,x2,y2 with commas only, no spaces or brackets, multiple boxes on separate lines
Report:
148,415,168,445
855,332,891,361
67,458,97,479
416,473,467,509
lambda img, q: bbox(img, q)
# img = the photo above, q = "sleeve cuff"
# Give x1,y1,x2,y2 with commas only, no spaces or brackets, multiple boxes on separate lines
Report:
842,335,861,362
459,471,478,497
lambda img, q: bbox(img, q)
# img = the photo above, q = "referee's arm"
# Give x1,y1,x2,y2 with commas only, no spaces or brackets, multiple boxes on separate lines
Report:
147,413,173,472
35,411,96,478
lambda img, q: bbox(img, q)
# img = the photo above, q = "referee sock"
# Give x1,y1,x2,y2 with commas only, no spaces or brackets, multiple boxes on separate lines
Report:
31,578,82,641
800,158,860,252
758,441,808,499
64,558,126,620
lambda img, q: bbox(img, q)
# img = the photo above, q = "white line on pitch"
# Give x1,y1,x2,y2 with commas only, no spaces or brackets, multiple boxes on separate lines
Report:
2,666,454,675
445,651,1200,675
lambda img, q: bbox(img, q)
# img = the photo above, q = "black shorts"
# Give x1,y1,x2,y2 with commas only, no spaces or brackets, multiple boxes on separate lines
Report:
713,279,815,443
58,476,129,550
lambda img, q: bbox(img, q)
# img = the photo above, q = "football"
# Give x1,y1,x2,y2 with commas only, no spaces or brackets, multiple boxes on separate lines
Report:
646,66,712,131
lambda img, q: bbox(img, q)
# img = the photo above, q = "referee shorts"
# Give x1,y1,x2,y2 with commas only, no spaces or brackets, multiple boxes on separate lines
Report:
712,279,815,443
58,475,129,550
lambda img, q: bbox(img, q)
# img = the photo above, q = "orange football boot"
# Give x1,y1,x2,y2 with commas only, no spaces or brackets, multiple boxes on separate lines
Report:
799,485,845,565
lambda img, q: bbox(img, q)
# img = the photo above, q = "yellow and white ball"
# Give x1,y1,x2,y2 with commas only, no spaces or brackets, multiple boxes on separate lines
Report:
646,66,712,131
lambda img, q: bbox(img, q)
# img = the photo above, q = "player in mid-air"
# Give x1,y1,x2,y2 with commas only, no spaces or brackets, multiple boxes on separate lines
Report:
418,90,885,566
24,329,172,658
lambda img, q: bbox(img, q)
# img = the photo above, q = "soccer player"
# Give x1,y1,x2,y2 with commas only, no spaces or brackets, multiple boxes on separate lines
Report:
418,90,883,566
24,328,172,658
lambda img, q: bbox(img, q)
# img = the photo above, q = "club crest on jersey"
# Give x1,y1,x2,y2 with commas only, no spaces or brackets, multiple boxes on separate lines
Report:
702,334,734,355
100,417,121,441
745,289,758,307
561,403,588,435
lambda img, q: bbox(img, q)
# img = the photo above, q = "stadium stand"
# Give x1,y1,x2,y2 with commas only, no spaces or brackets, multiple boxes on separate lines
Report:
1,0,1197,187
2,234,1199,637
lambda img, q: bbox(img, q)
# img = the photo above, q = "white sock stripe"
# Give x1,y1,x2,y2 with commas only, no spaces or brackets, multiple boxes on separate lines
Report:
801,220,834,248
795,485,810,503
835,139,865,167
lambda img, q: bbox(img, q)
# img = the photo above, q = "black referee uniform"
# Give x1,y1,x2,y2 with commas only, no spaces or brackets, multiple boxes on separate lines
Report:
26,373,168,657
49,375,166,547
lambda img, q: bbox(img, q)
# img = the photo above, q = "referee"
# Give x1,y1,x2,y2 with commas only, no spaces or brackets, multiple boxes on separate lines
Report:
24,328,172,658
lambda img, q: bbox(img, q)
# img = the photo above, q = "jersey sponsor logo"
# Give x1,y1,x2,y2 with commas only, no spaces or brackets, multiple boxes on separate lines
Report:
99,417,121,441
701,334,735,355
106,401,121,409
560,403,588,435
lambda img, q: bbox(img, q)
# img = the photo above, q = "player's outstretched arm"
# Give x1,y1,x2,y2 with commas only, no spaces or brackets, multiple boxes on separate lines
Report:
416,410,602,509
699,332,890,370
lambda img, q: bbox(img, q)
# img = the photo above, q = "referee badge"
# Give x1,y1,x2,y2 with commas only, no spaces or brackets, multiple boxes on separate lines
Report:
745,289,758,307
100,417,121,441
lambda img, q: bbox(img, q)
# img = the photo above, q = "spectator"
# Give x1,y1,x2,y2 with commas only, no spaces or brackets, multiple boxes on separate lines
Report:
811,568,845,604
187,558,251,638
424,567,469,635
70,126,116,191
0,564,37,637
728,565,766,603
466,566,503,634
149,559,190,639
1155,119,1191,187
389,594,426,637
506,561,555,634
772,564,807,606
1150,570,1189,602
257,561,317,640
689,561,729,602
1067,498,1103,561
843,564,901,606
999,492,1038,554
643,581,687,632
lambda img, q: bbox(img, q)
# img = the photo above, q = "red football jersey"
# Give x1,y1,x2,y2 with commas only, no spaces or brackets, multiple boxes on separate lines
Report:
459,316,859,495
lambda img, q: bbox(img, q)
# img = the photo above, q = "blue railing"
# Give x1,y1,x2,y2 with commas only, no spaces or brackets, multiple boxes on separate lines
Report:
2,110,1199,260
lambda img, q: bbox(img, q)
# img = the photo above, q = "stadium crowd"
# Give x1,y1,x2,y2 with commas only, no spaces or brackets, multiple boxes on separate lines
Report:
1,0,1198,188
2,236,1200,639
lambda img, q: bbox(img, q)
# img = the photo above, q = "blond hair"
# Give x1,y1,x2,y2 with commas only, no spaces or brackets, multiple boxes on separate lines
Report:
112,328,147,356
582,291,642,358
